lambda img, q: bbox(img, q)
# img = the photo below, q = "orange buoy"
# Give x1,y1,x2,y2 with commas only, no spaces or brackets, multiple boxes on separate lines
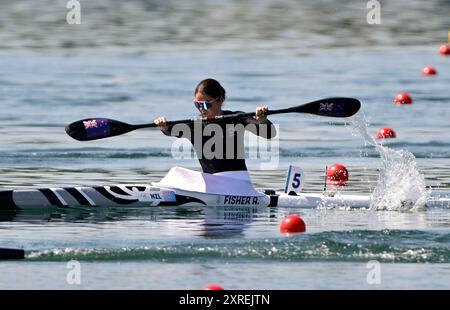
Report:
202,284,224,290
326,164,349,186
280,215,306,234
439,44,450,56
376,127,396,139
422,66,437,76
393,92,412,105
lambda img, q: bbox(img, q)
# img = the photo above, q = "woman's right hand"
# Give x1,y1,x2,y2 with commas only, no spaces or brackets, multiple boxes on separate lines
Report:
154,116,168,128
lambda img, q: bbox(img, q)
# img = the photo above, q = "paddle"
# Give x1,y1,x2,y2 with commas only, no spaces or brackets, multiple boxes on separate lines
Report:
65,97,360,141
0,248,25,260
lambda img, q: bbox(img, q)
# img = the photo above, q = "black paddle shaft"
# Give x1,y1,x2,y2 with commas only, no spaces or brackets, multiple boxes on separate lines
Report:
217,97,361,119
65,97,360,141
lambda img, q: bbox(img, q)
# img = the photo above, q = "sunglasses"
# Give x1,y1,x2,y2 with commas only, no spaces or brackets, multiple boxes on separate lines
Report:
193,98,218,110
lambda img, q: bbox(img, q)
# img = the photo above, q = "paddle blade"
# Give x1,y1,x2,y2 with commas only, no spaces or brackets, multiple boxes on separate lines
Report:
282,97,361,117
65,118,136,141
0,248,25,260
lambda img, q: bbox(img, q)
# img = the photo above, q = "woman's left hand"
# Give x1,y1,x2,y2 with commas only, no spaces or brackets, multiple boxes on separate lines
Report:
256,106,268,123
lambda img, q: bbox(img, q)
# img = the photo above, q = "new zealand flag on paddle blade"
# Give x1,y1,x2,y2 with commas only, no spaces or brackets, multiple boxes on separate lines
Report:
319,101,345,117
84,119,111,139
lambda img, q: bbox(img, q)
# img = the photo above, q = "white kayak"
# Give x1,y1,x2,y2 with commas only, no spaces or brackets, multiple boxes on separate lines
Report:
0,184,373,210
1,183,449,210
0,167,448,210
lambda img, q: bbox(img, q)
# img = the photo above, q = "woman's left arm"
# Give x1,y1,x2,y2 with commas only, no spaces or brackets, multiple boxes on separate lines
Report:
242,106,277,139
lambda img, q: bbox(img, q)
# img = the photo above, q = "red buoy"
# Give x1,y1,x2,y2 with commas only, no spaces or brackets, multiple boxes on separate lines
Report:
202,284,224,290
280,215,306,234
422,66,437,76
439,44,450,56
326,164,349,186
376,127,396,139
393,92,412,105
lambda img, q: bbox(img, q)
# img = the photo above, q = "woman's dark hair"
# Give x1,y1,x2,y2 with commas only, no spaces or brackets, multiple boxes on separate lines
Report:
194,79,226,101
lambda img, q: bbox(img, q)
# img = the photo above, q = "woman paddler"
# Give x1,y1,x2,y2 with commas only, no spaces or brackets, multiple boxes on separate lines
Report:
153,78,276,195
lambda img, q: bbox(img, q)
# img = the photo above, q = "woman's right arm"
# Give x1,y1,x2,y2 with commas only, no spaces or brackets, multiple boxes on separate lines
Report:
154,116,172,136
154,116,189,138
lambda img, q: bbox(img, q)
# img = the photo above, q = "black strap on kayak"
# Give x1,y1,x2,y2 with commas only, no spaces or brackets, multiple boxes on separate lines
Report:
268,195,279,207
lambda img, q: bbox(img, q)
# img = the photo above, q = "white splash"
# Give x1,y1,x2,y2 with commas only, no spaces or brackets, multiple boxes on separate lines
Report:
348,112,429,211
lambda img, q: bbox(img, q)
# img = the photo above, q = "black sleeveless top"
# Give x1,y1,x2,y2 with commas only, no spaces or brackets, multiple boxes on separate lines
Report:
161,110,277,174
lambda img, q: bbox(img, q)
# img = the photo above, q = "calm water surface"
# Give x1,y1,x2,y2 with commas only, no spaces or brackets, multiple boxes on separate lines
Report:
0,0,449,289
